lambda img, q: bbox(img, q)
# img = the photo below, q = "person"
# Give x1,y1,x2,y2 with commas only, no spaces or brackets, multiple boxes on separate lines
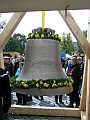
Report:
55,59,67,105
15,62,23,78
77,56,84,96
4,56,14,77
66,59,73,76
68,57,81,107
13,60,19,76
34,96,44,101
0,68,11,114
15,62,27,105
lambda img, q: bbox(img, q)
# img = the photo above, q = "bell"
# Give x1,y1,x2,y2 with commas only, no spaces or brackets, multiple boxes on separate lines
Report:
16,39,73,95
18,39,66,80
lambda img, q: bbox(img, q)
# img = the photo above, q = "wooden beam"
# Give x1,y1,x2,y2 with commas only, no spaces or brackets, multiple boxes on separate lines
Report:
58,10,90,59
81,111,86,120
86,59,90,120
9,105,80,117
0,0,89,12
0,12,25,50
80,56,88,111
86,11,90,120
0,50,4,69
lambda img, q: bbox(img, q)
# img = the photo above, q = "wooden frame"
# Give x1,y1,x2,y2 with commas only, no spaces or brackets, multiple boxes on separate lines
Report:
0,0,89,12
0,9,89,119
0,12,25,49
59,10,90,120
9,105,80,117
80,56,87,111
85,11,90,120
59,10,90,59
0,12,25,68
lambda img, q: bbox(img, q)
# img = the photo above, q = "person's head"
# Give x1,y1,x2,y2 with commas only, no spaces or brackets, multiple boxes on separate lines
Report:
72,57,77,65
68,59,72,65
74,51,80,57
19,62,24,69
4,56,10,64
77,57,82,64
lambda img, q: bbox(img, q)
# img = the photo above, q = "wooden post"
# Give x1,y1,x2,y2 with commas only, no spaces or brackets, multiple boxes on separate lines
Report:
86,59,90,120
0,50,4,69
80,55,88,111
59,10,90,59
59,10,90,119
0,12,25,50
86,10,90,120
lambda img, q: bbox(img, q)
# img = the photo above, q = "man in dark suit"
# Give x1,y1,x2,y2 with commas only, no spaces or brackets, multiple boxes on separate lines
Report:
0,68,11,114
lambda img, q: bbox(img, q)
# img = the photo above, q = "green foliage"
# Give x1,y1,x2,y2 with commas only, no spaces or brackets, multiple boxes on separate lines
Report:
60,33,74,54
77,41,84,53
27,32,61,42
10,76,17,90
10,76,73,89
4,33,27,53
83,30,87,38
27,27,61,42
77,30,87,53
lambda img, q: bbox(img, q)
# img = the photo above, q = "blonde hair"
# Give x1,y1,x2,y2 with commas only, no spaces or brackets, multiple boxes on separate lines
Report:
72,57,77,65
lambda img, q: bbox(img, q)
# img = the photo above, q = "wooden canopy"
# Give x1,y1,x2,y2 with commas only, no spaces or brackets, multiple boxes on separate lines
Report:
0,0,90,12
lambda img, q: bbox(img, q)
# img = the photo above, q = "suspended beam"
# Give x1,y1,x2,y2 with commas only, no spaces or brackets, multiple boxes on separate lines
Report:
59,10,90,59
80,56,88,111
0,12,26,50
0,0,89,12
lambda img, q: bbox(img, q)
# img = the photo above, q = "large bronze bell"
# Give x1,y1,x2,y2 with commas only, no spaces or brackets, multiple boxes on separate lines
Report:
18,39,66,80
16,39,73,95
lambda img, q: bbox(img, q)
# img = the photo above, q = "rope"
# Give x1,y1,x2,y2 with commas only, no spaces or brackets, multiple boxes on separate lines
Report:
42,11,45,32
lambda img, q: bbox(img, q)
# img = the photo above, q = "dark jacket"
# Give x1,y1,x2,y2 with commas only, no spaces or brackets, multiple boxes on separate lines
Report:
0,68,11,113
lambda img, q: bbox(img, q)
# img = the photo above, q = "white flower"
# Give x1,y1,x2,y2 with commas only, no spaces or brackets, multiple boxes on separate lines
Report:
36,83,39,88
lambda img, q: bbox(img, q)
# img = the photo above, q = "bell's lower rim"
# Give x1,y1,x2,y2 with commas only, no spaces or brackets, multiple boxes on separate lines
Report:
14,86,73,96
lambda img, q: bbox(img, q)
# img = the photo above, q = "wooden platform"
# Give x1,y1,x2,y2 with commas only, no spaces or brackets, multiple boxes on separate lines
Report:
9,105,80,117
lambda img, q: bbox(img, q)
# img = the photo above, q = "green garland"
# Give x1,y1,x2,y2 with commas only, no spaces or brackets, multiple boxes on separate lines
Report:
27,32,61,42
10,76,73,90
27,27,61,42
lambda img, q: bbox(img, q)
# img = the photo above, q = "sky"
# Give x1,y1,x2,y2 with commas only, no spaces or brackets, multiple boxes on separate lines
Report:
0,10,89,41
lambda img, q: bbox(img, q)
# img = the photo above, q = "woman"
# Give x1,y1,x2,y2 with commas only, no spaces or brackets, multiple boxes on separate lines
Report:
15,62,27,105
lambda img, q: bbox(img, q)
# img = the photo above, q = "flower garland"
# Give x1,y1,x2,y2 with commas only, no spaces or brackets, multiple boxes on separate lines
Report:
10,76,73,90
27,27,61,42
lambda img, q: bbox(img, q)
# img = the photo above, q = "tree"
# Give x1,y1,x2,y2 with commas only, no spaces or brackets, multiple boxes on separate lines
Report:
4,33,27,53
77,30,87,53
60,33,74,55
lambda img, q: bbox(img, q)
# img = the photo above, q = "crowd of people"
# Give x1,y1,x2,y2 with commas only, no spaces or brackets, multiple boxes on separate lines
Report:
55,53,84,107
0,52,84,115
0,54,25,115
